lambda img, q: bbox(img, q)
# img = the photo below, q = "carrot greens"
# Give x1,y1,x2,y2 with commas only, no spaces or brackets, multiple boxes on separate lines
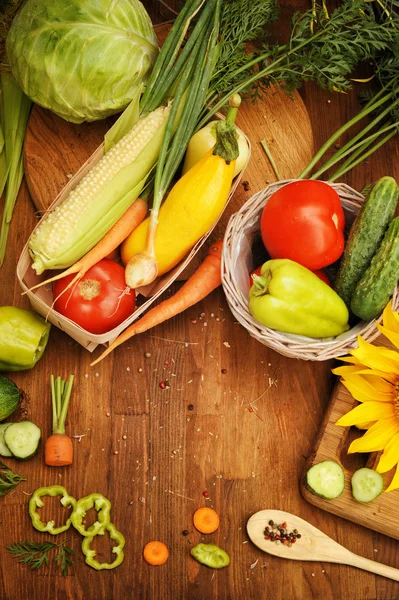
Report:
199,0,396,128
7,539,74,577
0,460,25,497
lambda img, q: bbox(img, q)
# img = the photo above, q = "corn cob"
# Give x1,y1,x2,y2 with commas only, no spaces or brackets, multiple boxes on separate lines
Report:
28,104,171,275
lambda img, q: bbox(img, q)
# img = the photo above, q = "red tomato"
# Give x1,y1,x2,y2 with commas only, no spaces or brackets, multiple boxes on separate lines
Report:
313,269,331,286
53,259,135,334
260,180,345,270
249,266,262,286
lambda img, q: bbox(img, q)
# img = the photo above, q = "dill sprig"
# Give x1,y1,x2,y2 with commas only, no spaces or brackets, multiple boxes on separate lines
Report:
7,539,74,577
0,460,25,497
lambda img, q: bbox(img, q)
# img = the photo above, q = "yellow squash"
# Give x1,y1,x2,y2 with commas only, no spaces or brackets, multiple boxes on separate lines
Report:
121,128,237,276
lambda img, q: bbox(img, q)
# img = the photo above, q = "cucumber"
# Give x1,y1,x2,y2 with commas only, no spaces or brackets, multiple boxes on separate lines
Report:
0,375,21,421
351,468,384,503
335,176,399,306
306,460,345,499
0,423,12,457
351,217,399,321
4,421,41,459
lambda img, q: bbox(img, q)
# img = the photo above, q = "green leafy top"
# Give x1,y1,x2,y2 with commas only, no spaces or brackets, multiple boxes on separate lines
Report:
0,460,25,497
7,539,74,577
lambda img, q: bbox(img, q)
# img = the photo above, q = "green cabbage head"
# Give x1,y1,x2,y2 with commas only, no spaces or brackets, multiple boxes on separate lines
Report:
6,0,159,123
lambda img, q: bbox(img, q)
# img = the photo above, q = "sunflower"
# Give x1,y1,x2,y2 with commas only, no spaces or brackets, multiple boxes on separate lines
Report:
333,301,399,493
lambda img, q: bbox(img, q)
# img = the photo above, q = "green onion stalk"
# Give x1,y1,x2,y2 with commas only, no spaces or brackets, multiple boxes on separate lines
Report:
125,0,222,288
297,79,399,181
0,73,32,265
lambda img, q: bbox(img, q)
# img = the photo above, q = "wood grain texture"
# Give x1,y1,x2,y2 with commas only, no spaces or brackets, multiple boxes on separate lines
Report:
2,1,399,599
301,335,399,540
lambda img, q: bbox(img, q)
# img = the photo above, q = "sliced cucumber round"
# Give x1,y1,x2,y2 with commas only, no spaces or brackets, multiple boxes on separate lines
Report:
306,460,345,499
0,423,12,457
351,468,384,503
4,421,41,459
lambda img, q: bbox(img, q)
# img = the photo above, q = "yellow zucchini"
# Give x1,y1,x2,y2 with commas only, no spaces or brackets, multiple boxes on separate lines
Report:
121,121,237,276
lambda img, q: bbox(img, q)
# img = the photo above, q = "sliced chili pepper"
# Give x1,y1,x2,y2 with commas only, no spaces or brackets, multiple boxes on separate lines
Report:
70,492,111,537
29,485,77,535
190,543,230,569
82,522,125,570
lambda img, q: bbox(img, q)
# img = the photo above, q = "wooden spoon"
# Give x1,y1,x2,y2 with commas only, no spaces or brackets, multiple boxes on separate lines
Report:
247,509,399,582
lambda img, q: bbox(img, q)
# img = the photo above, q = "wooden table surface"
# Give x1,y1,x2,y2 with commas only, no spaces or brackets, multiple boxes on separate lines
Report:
1,2,399,599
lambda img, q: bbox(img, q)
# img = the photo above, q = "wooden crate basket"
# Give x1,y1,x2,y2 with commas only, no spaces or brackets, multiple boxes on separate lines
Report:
17,120,251,352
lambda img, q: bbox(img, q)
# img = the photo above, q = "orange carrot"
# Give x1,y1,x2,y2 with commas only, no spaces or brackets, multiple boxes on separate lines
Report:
45,374,74,467
90,239,223,366
193,507,220,534
28,198,148,295
143,541,169,565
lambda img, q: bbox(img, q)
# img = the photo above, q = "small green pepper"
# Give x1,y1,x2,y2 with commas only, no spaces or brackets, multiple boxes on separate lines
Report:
71,493,111,536
82,522,125,570
190,543,230,569
249,259,350,338
29,485,77,535
0,306,51,371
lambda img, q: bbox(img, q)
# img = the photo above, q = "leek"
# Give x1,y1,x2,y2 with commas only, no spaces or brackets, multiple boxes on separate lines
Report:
0,73,32,265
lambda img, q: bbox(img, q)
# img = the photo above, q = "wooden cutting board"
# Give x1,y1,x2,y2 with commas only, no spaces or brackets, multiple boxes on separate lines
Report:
23,25,314,268
301,334,399,540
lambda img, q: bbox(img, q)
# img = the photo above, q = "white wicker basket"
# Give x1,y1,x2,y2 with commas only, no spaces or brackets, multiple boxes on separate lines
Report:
222,179,399,361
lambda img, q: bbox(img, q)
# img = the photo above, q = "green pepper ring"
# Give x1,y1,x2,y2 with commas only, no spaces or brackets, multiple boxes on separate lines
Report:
82,522,125,570
29,485,77,535
71,493,112,537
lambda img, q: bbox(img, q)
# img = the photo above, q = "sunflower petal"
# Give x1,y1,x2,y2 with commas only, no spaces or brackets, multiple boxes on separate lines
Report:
333,364,397,384
351,337,399,373
355,422,375,430
336,401,395,427
348,417,399,453
376,324,399,353
332,365,366,377
376,432,399,473
382,301,399,333
341,375,392,403
334,355,362,365
385,463,399,492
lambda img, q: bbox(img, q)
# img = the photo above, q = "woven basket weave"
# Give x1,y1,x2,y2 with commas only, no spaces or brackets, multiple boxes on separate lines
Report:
222,179,399,361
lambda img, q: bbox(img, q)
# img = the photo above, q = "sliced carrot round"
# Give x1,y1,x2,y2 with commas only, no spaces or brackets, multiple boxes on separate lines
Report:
193,507,220,534
143,541,169,565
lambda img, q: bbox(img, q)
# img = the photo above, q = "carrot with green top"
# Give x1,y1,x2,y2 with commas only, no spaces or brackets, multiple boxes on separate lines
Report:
90,239,223,366
45,375,74,467
27,198,148,295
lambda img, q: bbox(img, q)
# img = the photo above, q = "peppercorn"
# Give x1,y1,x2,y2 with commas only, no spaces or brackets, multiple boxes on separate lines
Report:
182,530,189,536
188,404,194,411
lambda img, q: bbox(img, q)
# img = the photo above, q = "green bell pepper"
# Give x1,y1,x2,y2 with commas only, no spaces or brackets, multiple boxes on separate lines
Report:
71,493,112,537
249,259,350,338
0,306,51,371
82,522,125,570
190,543,230,569
29,485,77,535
